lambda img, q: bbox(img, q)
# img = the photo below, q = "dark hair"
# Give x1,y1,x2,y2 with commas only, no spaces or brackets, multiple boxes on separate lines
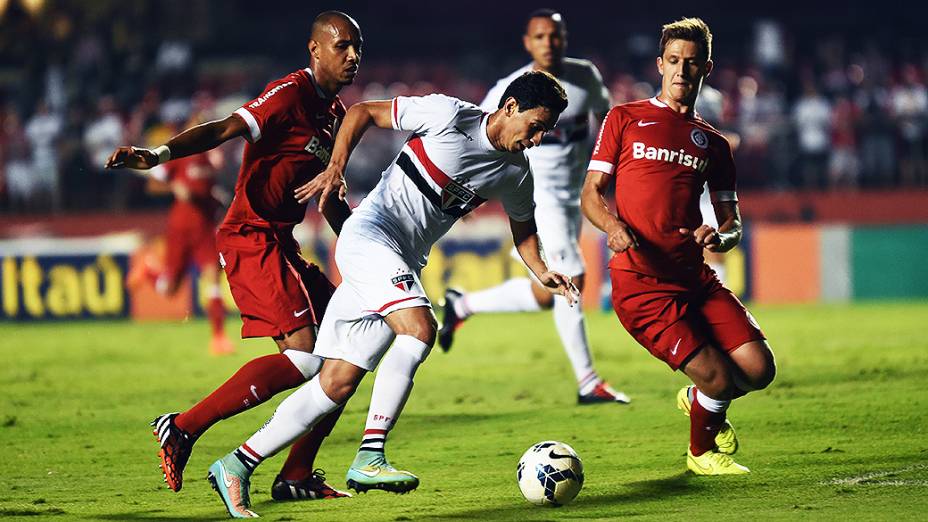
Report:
498,71,568,115
526,8,566,33
660,17,712,61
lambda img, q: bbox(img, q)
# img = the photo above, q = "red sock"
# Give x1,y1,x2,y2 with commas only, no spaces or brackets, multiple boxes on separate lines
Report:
278,406,345,481
689,388,728,456
175,354,305,437
207,296,225,336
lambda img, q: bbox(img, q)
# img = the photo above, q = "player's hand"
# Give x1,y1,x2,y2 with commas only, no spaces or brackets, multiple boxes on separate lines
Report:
105,146,158,170
679,225,722,251
294,164,348,212
605,221,638,253
538,271,580,306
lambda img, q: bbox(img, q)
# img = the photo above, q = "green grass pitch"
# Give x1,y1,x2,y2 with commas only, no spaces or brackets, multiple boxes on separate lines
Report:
2,301,927,520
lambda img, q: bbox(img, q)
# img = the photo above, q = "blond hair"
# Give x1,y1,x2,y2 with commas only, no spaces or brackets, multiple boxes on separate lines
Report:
660,17,712,60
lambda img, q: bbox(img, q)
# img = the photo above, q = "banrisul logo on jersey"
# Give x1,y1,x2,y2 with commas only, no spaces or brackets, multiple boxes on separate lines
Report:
631,142,710,172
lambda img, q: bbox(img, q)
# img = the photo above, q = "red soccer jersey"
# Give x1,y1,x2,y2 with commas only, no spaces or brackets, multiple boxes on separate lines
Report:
161,154,217,216
589,97,737,280
223,67,346,228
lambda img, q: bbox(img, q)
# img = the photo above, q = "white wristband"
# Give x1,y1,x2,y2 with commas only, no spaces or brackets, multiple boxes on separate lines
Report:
153,145,171,165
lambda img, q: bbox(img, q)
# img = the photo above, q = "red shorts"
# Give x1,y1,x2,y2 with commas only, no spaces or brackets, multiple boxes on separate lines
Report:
217,224,335,339
163,206,218,284
610,265,765,371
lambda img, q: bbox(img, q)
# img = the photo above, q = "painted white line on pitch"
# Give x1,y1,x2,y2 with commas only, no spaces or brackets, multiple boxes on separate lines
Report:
821,463,928,486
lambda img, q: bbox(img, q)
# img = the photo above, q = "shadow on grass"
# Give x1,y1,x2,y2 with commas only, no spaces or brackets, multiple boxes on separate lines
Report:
428,472,700,519
90,510,224,521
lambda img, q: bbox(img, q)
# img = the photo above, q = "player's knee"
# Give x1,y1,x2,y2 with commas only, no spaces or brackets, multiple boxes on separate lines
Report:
536,292,554,309
404,318,437,347
697,366,735,399
320,372,359,404
752,355,777,390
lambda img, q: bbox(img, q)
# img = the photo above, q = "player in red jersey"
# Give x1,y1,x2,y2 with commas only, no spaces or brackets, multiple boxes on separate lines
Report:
105,11,361,505
125,136,234,356
581,18,776,475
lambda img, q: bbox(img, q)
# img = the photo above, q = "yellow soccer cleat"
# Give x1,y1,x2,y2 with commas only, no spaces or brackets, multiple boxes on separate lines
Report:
676,386,739,455
687,449,750,475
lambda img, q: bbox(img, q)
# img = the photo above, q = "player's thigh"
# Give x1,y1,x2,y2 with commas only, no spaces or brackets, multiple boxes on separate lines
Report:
698,274,767,361
609,269,709,371
217,226,316,339
313,283,398,372
334,237,430,316
535,203,585,278
274,325,317,353
383,305,438,345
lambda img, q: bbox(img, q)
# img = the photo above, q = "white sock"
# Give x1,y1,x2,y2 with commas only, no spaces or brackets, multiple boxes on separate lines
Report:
695,389,731,413
553,295,599,393
244,376,339,459
459,278,541,317
361,335,431,452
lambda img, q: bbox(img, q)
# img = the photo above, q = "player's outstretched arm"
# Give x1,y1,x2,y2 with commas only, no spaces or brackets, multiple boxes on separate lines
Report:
580,170,638,253
294,100,393,211
509,217,578,305
678,200,742,252
104,115,248,171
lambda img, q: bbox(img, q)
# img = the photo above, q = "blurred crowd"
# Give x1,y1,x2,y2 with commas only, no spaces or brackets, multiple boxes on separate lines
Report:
2,1,927,213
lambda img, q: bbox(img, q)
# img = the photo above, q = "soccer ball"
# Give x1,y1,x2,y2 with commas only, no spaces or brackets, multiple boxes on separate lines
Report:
516,441,584,506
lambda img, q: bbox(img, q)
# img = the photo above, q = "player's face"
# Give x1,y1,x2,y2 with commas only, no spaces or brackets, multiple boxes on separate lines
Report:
501,102,558,153
311,19,363,86
657,39,712,105
523,17,566,71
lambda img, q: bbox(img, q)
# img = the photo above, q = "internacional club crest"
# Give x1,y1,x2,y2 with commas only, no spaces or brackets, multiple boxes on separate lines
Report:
690,127,708,149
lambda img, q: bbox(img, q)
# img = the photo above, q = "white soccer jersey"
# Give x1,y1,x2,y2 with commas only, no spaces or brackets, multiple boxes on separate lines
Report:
481,58,611,206
349,94,535,270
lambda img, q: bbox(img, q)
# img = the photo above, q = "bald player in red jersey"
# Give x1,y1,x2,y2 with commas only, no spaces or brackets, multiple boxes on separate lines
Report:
582,17,776,475
106,11,361,501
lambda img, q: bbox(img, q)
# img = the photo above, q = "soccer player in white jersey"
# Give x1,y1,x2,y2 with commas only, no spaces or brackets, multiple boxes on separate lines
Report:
204,71,574,518
438,9,630,405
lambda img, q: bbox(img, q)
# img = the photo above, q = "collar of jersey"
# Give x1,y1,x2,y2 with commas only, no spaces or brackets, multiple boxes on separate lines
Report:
479,113,496,151
303,67,331,100
649,96,699,120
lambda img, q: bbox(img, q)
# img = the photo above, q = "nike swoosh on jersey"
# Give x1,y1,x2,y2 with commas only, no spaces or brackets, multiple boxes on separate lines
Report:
670,338,682,355
637,120,659,127
293,308,310,317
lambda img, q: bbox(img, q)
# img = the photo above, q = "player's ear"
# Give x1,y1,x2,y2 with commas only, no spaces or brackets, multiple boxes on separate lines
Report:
523,34,532,54
704,59,714,78
308,39,320,61
504,97,518,116
656,56,663,75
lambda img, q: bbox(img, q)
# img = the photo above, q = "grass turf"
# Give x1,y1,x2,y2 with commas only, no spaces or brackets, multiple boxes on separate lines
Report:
1,301,927,521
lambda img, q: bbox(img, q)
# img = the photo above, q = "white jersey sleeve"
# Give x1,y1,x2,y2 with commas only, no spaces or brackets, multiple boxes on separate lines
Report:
391,94,462,135
587,62,612,117
501,164,535,222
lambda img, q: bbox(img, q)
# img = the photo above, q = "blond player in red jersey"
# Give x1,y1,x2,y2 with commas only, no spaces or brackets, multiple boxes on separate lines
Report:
581,18,776,475
106,11,361,504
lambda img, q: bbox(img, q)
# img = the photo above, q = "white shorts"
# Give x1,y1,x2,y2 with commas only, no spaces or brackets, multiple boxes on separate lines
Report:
314,235,430,371
532,202,585,277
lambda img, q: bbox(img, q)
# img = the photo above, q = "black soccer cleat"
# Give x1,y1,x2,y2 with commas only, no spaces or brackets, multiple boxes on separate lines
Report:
151,412,196,492
438,288,465,352
271,470,352,501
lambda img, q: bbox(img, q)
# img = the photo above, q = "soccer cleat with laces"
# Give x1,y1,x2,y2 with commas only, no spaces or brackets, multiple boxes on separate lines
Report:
687,448,750,475
151,412,196,492
578,381,631,404
271,469,352,501
438,288,465,352
345,450,420,493
207,454,259,518
676,386,738,455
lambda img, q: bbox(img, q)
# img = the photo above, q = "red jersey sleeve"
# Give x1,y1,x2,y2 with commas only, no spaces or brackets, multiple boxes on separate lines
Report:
588,106,623,175
233,78,302,143
707,136,738,203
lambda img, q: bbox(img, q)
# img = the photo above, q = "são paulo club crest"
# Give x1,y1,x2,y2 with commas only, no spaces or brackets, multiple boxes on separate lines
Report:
391,273,415,292
690,128,708,149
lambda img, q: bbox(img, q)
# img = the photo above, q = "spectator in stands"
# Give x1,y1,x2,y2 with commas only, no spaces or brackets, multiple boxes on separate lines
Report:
793,81,832,188
24,100,62,211
891,64,928,186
